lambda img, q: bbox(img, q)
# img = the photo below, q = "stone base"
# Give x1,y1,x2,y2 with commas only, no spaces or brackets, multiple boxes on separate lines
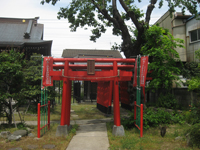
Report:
112,125,125,136
56,125,72,137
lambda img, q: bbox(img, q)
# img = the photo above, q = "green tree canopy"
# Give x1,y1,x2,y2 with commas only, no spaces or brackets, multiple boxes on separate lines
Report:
21,54,43,106
22,54,57,111
41,0,199,58
187,49,200,92
141,25,183,91
0,50,26,126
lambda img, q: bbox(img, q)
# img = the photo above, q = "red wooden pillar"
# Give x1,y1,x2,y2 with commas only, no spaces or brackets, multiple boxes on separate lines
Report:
66,80,72,126
113,61,121,126
60,79,67,125
60,60,71,126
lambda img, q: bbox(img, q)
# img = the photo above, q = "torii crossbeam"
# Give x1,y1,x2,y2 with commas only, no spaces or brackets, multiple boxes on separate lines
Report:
42,57,135,136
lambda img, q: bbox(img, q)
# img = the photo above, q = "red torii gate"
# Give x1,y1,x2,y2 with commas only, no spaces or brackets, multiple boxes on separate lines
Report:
42,57,135,136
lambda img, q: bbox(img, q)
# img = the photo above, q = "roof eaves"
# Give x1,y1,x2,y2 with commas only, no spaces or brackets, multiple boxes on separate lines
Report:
186,12,200,22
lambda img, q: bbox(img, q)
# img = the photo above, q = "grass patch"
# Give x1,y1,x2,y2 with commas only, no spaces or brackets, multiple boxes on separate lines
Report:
13,104,62,122
71,103,107,120
107,122,199,150
13,103,107,122
0,123,78,150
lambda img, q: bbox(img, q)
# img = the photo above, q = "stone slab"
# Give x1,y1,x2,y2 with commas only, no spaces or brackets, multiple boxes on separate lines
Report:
66,136,109,150
13,130,27,137
43,144,56,149
66,123,109,150
0,131,11,138
112,125,125,136
8,135,21,141
27,144,38,149
8,148,22,150
56,125,71,137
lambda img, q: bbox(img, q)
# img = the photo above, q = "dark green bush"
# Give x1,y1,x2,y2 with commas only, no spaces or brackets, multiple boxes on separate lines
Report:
186,123,200,148
143,108,171,129
122,107,185,130
185,103,200,124
17,122,27,130
156,93,178,109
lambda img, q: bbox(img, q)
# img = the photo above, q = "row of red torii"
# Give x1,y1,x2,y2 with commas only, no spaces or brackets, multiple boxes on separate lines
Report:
42,57,148,136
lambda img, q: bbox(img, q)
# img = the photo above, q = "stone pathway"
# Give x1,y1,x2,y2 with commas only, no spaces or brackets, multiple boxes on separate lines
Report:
66,123,109,150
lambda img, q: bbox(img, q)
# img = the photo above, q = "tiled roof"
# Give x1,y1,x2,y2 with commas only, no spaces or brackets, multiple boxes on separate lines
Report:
62,49,123,58
0,17,52,46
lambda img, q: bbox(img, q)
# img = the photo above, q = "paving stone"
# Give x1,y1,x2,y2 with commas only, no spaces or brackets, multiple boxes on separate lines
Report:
13,130,27,137
26,127,32,133
43,144,56,149
8,135,21,141
71,114,78,118
28,133,35,137
27,145,38,149
33,137,41,140
7,147,22,150
0,131,11,138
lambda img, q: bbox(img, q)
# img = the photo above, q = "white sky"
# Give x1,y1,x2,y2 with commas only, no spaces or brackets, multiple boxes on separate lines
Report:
0,0,198,58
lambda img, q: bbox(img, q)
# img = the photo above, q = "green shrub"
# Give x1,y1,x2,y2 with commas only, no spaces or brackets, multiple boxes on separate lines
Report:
143,108,171,129
122,107,185,130
186,123,200,148
17,122,27,130
156,93,178,109
171,112,185,124
185,104,200,124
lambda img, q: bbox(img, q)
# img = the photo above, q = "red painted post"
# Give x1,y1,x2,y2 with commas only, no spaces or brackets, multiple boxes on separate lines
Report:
66,80,72,126
113,61,121,126
60,60,69,125
134,101,136,123
37,103,40,138
60,78,67,125
140,104,143,137
48,101,50,130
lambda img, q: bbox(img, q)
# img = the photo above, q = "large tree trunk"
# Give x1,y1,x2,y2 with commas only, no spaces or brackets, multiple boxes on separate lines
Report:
122,27,145,58
7,98,12,127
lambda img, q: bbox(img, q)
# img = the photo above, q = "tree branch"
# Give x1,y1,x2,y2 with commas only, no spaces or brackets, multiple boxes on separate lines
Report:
112,0,117,10
119,0,142,30
145,0,157,24
91,0,120,28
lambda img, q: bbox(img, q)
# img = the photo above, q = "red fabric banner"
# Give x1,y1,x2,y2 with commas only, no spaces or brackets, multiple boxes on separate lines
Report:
133,58,137,87
140,56,149,87
42,57,53,87
97,81,112,107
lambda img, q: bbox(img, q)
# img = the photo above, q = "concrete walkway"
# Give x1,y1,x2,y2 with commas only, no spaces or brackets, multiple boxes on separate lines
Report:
66,123,109,150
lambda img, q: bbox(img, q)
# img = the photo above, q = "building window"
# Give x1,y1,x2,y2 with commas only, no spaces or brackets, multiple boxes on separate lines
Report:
190,29,200,42
198,29,200,40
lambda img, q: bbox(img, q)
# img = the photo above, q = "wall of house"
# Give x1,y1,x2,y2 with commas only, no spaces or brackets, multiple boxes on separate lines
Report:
155,11,172,33
186,16,200,62
172,19,187,61
154,11,187,62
